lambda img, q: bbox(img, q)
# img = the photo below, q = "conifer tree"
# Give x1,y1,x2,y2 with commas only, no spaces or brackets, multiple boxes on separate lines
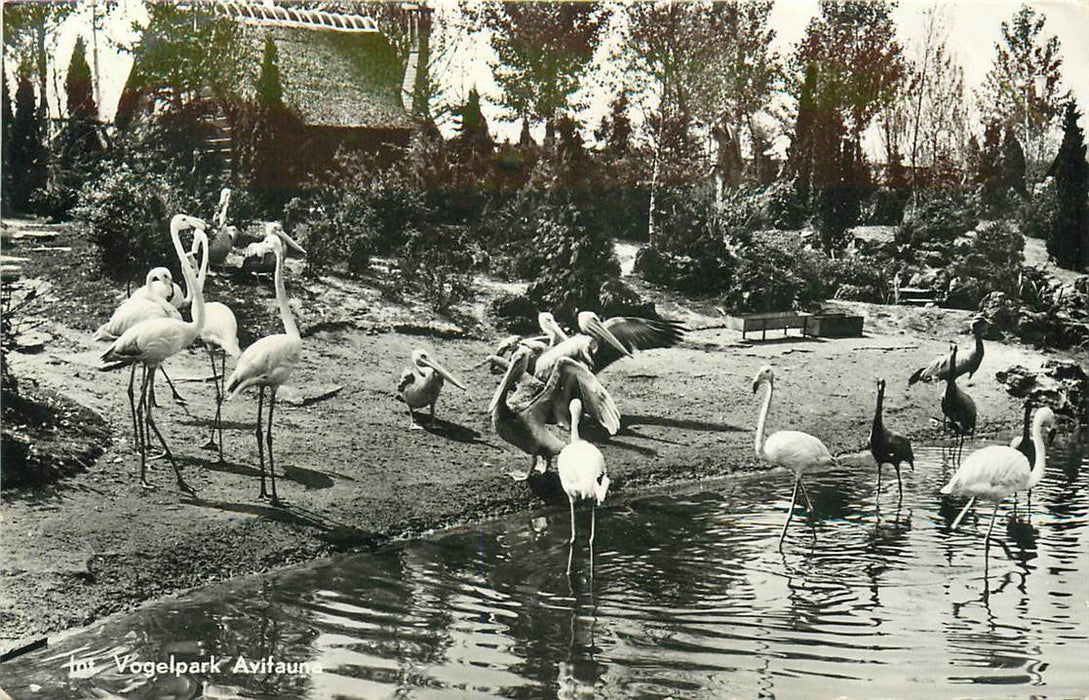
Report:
8,71,47,212
1048,101,1089,270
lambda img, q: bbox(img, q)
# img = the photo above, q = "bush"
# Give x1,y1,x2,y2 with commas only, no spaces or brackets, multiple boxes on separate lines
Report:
864,187,907,226
73,162,187,282
826,256,893,302
398,225,479,311
1017,180,1058,242
725,239,806,313
287,187,378,279
754,178,808,230
895,192,976,249
939,220,1023,309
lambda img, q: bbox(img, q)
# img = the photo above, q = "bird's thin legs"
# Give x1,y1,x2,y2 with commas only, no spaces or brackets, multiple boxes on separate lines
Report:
126,364,140,453
567,496,576,577
136,365,151,488
984,502,1000,553
407,405,422,430
145,370,191,493
875,463,883,505
267,388,279,506
798,478,815,514
160,367,186,406
217,352,226,462
589,502,596,582
779,478,800,550
1026,489,1033,521
204,349,220,452
951,496,976,531
895,466,904,504
256,387,267,499
430,400,436,426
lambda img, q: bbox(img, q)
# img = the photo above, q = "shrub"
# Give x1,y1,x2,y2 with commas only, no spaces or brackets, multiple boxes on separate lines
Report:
1017,180,1058,242
725,239,806,313
864,187,907,226
827,255,893,302
73,162,187,283
939,220,1024,309
398,225,479,311
754,178,808,230
895,192,976,249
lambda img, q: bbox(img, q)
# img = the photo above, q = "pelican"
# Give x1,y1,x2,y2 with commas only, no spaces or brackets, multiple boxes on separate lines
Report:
941,406,1057,555
207,187,237,267
241,222,305,274
870,379,914,504
940,342,976,464
558,398,610,576
189,233,241,461
1010,404,1057,516
494,312,569,357
532,312,684,379
752,365,836,550
909,315,988,385
225,232,305,505
490,346,620,481
396,349,467,429
100,215,207,492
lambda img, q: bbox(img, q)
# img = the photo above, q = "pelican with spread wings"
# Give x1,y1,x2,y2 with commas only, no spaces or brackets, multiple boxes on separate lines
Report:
490,346,621,481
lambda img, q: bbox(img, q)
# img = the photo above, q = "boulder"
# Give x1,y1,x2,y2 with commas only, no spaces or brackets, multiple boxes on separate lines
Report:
996,360,1088,421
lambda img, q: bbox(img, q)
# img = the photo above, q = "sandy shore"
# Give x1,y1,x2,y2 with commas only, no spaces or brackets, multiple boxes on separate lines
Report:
0,259,1063,653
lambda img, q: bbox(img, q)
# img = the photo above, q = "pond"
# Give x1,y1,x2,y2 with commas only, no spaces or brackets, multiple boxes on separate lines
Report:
4,439,1088,698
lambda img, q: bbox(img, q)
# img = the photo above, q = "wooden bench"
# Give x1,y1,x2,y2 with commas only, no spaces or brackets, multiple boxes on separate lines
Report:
724,311,813,340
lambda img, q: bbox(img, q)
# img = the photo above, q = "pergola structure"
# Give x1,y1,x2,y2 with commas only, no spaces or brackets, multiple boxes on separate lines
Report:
210,1,381,33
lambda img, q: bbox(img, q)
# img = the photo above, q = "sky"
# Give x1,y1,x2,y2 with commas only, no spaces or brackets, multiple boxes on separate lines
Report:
18,0,1089,155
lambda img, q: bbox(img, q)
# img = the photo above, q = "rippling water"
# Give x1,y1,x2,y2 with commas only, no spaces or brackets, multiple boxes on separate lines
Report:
5,438,1088,698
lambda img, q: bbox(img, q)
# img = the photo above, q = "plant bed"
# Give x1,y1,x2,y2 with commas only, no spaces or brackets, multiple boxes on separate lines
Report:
803,313,865,338
724,311,813,340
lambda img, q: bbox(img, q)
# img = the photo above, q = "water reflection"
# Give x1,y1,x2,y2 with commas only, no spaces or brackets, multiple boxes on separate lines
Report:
3,438,1087,698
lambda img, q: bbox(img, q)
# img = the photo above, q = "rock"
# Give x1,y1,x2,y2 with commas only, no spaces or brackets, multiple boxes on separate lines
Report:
978,291,1019,337
996,360,1088,421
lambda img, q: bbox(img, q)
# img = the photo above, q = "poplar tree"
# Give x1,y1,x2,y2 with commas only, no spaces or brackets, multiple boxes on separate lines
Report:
1047,101,1088,270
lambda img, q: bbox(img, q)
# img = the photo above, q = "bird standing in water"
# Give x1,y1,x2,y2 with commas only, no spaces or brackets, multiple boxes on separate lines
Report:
396,349,467,430
940,342,976,465
752,365,836,550
941,406,1057,558
558,398,610,576
870,379,914,505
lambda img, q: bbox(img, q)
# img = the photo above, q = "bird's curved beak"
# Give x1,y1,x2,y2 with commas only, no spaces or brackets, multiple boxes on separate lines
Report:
751,379,759,395
586,316,631,358
422,358,467,391
278,229,307,256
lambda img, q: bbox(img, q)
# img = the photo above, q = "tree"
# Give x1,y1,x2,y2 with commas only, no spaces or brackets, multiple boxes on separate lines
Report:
251,35,302,214
786,63,819,206
975,119,1005,215
595,91,632,157
8,71,47,212
2,73,13,215
483,2,604,146
51,38,105,217
1001,126,1026,200
1047,101,1088,270
978,4,1065,167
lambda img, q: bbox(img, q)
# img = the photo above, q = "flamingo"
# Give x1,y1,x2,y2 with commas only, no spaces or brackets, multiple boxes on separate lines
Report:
490,346,620,481
225,233,305,505
396,349,467,429
207,187,238,268
941,406,1057,555
751,365,836,550
557,398,610,576
189,233,241,461
908,315,988,385
870,378,914,504
100,215,207,492
241,222,305,274
940,342,976,465
1010,404,1057,516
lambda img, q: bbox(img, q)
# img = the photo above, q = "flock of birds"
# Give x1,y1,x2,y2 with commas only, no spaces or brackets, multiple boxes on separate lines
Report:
90,189,1062,573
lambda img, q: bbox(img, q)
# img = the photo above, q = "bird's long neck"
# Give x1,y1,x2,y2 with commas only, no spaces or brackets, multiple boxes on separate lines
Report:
872,386,885,437
755,380,773,459
273,246,299,339
490,357,523,417
569,405,582,443
944,348,958,396
1020,404,1032,444
170,222,204,334
1029,414,1048,484
972,328,984,356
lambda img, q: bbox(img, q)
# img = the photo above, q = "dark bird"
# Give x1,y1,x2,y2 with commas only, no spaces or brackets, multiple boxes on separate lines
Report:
869,379,914,503
940,342,976,464
908,315,988,385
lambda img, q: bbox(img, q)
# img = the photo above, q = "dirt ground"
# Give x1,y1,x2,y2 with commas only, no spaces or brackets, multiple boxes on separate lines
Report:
0,223,1076,655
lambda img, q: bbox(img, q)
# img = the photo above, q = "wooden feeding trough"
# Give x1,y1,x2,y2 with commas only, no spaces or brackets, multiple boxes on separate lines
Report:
803,313,864,338
724,311,813,340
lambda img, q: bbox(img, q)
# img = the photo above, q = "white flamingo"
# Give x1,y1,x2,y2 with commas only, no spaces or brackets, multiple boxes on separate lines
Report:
558,398,610,576
100,215,207,492
942,407,1057,555
189,233,242,462
752,365,836,550
225,233,305,505
396,349,467,430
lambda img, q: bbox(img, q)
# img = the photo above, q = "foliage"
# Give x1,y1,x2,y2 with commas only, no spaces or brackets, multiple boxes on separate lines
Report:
1048,100,1089,270
977,5,1065,145
755,178,809,230
482,2,604,140
73,163,189,283
1017,179,1057,242
826,255,893,302
1,75,10,214
398,225,479,311
725,239,808,313
895,192,976,249
1001,127,1027,199
8,71,47,212
940,220,1024,309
